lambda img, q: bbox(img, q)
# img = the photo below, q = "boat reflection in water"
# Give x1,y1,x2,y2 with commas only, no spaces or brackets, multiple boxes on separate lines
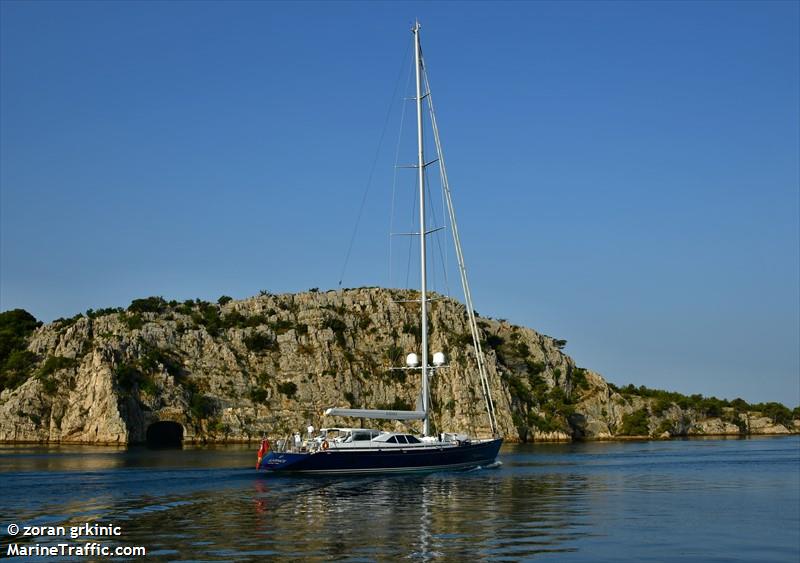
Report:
247,467,589,560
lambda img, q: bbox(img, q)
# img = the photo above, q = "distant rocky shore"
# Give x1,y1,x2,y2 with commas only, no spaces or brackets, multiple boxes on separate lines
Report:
1,288,797,445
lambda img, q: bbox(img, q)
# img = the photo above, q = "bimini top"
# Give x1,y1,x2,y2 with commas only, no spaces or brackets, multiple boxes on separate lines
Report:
324,407,426,421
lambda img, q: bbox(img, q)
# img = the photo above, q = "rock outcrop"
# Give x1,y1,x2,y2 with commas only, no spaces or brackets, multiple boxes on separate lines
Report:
1,289,797,444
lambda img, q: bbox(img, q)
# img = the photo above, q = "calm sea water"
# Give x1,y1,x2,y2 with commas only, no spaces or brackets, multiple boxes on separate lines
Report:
1,437,798,561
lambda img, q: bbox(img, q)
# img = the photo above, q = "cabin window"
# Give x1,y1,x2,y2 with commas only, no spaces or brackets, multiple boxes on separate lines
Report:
387,436,398,443
405,435,421,443
396,435,408,444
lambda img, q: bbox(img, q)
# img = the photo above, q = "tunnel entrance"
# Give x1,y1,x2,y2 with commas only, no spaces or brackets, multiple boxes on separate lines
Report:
146,421,184,448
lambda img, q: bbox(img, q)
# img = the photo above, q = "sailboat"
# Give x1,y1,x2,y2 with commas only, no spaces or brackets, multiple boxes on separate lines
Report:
257,22,503,474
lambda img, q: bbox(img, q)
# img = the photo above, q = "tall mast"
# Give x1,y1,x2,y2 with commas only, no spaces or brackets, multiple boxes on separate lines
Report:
413,21,430,437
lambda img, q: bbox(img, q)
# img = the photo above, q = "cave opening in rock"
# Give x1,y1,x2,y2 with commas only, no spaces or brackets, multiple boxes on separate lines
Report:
146,421,184,448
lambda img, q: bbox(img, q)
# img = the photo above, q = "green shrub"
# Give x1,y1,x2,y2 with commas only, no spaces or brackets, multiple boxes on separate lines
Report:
255,371,271,386
128,296,168,314
277,381,298,399
656,419,674,435
190,394,216,419
525,360,546,375
506,373,533,406
37,374,58,395
485,334,504,349
540,387,575,423
730,398,749,411
570,367,589,390
402,322,421,341
0,309,41,391
139,374,158,395
609,384,788,421
219,310,267,329
208,419,230,434
115,363,143,391
453,332,475,348
527,412,563,433
726,412,748,434
700,397,725,418
0,309,41,359
752,402,793,425
1,350,37,390
223,310,246,327
217,295,233,306
38,356,78,377
249,388,269,402
190,302,222,336
175,301,195,315
53,313,84,330
139,345,182,377
244,333,276,354
620,408,650,436
322,317,347,347
119,312,145,330
652,397,673,416
382,369,407,384
270,319,295,335
527,373,549,397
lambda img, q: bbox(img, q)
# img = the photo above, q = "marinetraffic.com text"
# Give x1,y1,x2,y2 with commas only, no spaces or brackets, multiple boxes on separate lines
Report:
5,522,146,558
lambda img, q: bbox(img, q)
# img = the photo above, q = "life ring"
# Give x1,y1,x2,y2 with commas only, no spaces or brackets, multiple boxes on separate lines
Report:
321,440,330,450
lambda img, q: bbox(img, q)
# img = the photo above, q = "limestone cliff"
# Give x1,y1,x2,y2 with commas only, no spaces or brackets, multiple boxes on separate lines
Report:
0,289,797,444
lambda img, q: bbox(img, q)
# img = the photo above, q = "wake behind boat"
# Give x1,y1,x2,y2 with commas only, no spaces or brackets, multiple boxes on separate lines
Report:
257,22,502,474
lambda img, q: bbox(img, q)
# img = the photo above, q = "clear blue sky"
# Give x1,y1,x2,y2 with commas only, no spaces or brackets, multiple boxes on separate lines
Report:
1,1,798,406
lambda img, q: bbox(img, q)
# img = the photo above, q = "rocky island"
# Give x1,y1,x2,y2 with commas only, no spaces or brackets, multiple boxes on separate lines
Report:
1,288,797,445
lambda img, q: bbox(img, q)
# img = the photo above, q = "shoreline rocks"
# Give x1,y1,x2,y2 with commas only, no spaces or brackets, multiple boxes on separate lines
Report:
1,289,797,445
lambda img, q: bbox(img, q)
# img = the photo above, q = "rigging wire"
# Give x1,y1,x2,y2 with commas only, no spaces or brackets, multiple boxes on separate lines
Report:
404,180,418,289
389,56,414,288
338,37,412,288
440,125,450,297
425,166,436,294
424,165,451,298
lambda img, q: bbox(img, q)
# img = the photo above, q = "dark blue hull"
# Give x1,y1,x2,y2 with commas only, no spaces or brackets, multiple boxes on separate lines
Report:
259,438,503,474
